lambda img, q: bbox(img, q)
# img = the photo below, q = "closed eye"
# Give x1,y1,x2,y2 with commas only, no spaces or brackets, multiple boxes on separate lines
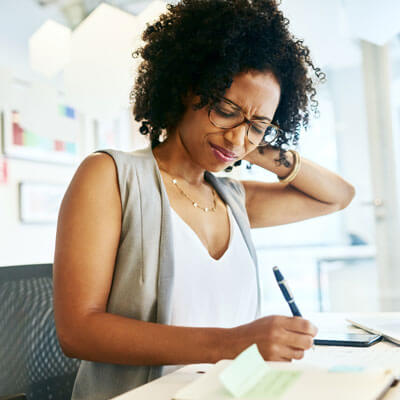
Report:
252,124,267,134
215,107,237,117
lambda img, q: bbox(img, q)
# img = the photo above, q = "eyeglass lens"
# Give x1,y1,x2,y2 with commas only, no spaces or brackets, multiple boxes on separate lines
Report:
210,100,279,145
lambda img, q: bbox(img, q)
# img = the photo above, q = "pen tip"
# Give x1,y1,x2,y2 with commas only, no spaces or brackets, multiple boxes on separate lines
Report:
273,266,278,270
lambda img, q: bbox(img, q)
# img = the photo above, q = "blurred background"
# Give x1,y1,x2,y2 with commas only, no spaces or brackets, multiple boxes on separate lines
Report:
0,0,399,315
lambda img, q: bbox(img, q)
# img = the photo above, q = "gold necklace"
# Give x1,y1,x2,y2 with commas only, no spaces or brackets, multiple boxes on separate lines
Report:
171,178,217,212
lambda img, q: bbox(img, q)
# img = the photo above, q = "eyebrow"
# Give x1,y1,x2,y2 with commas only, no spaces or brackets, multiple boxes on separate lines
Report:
222,96,272,122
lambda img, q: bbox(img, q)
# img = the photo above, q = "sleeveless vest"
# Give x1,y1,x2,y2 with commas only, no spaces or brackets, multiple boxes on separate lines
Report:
71,146,262,400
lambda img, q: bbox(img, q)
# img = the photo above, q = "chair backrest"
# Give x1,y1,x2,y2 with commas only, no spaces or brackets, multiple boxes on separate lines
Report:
0,264,80,400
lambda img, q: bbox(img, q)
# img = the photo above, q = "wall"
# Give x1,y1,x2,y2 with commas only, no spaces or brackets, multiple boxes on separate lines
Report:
0,1,143,266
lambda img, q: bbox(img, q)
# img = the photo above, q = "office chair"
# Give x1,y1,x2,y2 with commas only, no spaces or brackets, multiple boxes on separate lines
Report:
0,264,80,400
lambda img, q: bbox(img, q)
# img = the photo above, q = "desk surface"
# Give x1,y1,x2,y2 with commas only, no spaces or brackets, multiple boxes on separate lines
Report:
112,313,400,400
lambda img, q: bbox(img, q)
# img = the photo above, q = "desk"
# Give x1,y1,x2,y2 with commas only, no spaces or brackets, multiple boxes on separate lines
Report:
112,313,400,400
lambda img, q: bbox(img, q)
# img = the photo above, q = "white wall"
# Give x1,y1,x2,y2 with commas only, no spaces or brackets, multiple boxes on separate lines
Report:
0,111,140,266
327,65,376,245
0,0,68,86
0,1,71,266
0,159,75,265
0,1,143,266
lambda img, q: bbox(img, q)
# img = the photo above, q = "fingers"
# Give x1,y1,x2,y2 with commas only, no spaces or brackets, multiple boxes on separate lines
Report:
284,317,318,337
266,316,317,349
288,347,305,360
282,330,314,351
267,315,318,337
249,315,317,362
268,344,305,361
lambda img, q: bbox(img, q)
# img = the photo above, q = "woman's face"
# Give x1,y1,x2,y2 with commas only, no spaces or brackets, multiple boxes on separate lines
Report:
173,69,281,172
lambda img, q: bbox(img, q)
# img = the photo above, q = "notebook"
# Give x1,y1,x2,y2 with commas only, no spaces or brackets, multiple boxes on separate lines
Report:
347,317,400,345
172,344,397,400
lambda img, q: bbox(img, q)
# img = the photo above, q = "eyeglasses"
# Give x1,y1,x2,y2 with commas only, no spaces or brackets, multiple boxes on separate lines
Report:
208,97,283,147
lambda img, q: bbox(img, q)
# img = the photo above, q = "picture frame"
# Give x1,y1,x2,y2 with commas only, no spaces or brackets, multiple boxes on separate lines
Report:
92,110,135,152
93,117,121,150
0,80,80,164
18,181,67,224
1,107,78,164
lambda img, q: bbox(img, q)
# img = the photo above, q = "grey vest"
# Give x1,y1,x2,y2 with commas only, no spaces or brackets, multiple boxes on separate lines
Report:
71,146,261,400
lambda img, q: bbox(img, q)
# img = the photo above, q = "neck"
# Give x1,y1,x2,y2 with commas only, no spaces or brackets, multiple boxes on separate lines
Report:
152,130,206,186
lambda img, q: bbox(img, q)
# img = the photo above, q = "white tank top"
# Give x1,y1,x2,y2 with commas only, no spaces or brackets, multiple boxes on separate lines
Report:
162,204,257,375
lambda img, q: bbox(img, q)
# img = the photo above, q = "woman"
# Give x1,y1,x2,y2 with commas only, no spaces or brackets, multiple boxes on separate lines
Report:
53,1,355,399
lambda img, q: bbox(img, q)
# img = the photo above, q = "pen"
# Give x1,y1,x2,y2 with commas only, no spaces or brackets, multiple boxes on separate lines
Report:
273,266,302,317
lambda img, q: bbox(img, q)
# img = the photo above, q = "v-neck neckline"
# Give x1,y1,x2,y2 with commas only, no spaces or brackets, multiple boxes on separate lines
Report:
170,205,233,261
149,146,233,261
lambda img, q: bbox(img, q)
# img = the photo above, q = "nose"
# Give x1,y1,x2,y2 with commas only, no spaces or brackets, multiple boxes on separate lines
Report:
223,121,248,147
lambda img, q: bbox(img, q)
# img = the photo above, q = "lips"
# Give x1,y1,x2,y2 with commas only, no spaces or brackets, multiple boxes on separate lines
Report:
209,143,238,161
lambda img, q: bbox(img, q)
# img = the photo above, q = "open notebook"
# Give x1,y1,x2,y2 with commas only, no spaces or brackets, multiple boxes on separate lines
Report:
347,317,400,345
172,344,397,400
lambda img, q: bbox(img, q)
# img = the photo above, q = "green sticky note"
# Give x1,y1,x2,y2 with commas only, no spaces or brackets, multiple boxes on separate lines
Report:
219,344,270,397
219,344,302,399
244,370,301,399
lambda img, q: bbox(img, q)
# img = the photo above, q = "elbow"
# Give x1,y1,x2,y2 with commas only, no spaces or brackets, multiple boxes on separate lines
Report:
56,327,79,358
55,312,88,359
55,311,104,360
338,183,356,210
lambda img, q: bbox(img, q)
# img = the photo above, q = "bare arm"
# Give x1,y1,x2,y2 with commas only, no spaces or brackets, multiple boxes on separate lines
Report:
53,153,317,365
242,147,355,228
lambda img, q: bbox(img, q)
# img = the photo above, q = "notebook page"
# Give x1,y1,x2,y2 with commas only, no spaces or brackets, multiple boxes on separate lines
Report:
174,345,304,399
173,344,396,400
173,360,395,400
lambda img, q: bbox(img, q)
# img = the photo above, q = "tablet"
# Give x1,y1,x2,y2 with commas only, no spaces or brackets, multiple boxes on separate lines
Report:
314,332,382,347
347,317,400,345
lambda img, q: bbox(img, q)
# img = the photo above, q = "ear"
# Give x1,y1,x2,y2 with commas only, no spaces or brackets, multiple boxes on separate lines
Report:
181,88,196,107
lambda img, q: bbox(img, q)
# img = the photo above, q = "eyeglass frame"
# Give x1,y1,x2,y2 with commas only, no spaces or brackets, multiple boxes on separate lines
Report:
207,96,283,147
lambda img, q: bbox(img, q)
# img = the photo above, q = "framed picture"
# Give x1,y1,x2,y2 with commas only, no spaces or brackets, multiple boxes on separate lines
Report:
1,107,78,164
92,111,133,152
1,80,79,164
18,182,67,224
93,117,121,149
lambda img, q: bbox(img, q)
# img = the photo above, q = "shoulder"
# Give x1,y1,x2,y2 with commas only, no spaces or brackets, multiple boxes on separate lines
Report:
93,147,153,164
208,173,246,198
74,152,118,187
205,172,247,207
88,147,155,177
217,177,245,196
73,146,158,210
71,153,119,197
64,153,121,209
58,153,122,248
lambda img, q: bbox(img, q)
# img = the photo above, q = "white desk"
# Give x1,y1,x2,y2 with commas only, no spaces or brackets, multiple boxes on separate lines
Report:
112,313,400,400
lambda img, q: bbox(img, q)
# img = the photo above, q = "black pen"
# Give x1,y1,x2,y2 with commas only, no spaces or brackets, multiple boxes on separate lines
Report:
273,266,302,317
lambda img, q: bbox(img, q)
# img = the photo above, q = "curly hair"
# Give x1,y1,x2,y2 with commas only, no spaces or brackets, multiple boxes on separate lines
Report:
130,0,325,168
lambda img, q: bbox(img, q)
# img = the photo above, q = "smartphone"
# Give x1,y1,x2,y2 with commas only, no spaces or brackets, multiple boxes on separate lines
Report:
314,332,382,347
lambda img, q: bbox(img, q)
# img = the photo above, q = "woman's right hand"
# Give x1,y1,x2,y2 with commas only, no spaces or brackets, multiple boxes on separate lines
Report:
230,315,318,362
